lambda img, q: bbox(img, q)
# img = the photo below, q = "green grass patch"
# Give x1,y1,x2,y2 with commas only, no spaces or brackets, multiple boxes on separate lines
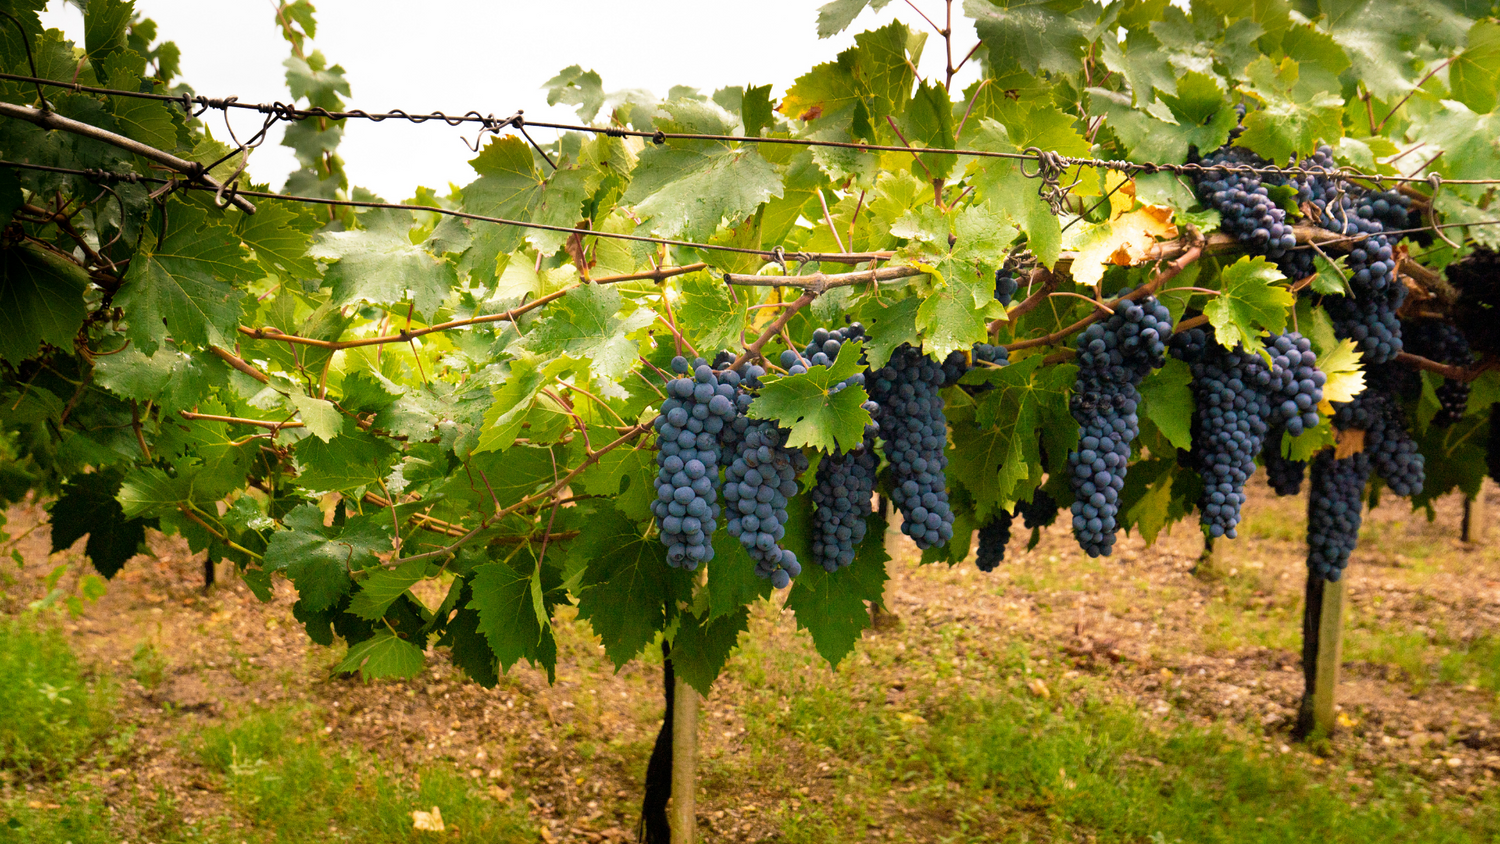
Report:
190,707,537,843
0,615,113,778
735,635,1500,843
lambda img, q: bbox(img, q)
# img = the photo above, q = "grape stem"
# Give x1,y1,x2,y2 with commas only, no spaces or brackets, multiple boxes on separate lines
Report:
1003,243,1205,353
732,291,818,368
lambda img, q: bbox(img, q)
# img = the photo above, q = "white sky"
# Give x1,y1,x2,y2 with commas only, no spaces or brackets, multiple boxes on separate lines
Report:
39,1,983,200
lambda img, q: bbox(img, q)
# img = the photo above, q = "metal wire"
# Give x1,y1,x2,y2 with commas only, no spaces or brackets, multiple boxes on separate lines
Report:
5,70,1500,187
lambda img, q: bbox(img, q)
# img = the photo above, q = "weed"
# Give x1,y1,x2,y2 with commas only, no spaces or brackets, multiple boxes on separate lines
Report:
0,615,112,778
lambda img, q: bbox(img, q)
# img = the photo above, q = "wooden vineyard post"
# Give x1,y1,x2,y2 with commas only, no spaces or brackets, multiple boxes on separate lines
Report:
1295,572,1347,739
670,674,698,844
1462,480,1488,544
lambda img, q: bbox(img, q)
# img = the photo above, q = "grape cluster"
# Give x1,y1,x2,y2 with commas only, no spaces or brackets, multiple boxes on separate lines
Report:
801,325,884,573
1448,249,1500,357
941,343,1009,389
1264,332,1325,436
1017,489,1059,529
1307,450,1371,582
1288,146,1405,364
1361,189,1413,234
1066,292,1173,557
995,267,1020,307
1401,319,1473,427
723,415,808,588
975,511,1012,572
1332,366,1425,497
868,344,955,549
1171,328,1274,539
1194,146,1314,281
652,357,737,569
1263,442,1307,496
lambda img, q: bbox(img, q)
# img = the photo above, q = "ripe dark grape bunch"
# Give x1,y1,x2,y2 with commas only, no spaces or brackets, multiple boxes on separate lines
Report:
1193,145,1314,282
802,326,883,573
868,344,955,550
1288,146,1405,364
1401,319,1473,427
1066,291,1173,557
1307,450,1371,582
652,356,738,569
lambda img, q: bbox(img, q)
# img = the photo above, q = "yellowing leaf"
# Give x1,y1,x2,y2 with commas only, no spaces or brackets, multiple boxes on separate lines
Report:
1067,203,1178,290
1317,338,1366,414
1335,428,1366,459
412,805,445,832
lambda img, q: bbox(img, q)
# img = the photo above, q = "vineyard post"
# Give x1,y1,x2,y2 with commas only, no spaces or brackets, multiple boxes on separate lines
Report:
1462,483,1488,544
1295,573,1348,738
670,676,699,844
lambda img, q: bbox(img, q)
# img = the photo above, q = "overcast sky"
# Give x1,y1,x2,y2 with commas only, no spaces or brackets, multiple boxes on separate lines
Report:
38,1,983,200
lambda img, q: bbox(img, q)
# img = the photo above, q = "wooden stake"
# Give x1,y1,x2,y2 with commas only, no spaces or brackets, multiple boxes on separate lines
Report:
670,675,698,844
1295,572,1347,738
1462,481,1488,544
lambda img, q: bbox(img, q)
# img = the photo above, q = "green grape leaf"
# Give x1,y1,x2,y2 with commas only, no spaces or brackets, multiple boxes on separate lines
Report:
474,355,572,455
49,472,148,579
116,467,208,518
308,208,456,321
294,430,400,493
236,197,321,280
965,0,1092,76
815,0,894,38
290,393,345,442
1122,458,1180,546
442,581,501,688
623,101,784,241
676,272,748,356
572,504,692,669
706,530,773,620
334,631,425,680
897,80,957,180
0,242,88,365
741,83,775,138
1450,20,1500,114
1315,0,1421,100
748,340,873,453
671,607,750,696
1238,57,1345,163
1204,257,1294,351
264,505,391,611
784,510,889,666
83,0,133,61
1090,71,1239,164
468,552,562,679
348,559,429,621
957,355,1077,513
517,284,652,385
543,65,606,122
1138,357,1195,452
116,201,254,355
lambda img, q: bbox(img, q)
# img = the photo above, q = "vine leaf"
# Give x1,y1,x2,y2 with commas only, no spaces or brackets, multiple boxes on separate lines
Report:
965,0,1092,76
1450,20,1500,114
309,208,456,322
1315,0,1422,101
1138,357,1195,452
1064,198,1178,290
1316,338,1366,413
264,505,390,612
236,197,321,280
0,242,88,365
294,429,400,493
671,607,751,696
291,393,345,442
1203,256,1294,351
623,100,784,241
677,272,748,356
571,504,692,669
334,631,425,680
517,284,653,385
749,340,873,453
957,355,1077,514
469,551,563,681
1237,57,1344,164
117,201,254,355
815,0,894,38
784,510,889,666
348,560,428,621
49,472,149,579
1089,71,1239,164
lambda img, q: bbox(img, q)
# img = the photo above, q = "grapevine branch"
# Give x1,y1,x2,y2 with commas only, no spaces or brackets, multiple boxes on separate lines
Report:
0,102,257,213
378,423,651,568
